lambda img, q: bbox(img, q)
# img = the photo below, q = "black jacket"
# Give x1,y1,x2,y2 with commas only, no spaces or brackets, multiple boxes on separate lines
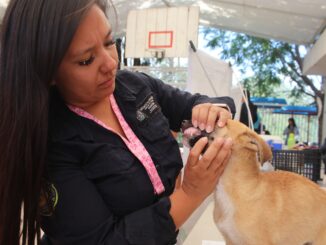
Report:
41,70,235,245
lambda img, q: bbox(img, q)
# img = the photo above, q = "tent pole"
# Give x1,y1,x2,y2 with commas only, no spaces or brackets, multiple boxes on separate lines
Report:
307,115,310,144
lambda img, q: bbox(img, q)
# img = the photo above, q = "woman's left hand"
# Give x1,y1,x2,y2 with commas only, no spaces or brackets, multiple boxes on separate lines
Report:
191,103,232,133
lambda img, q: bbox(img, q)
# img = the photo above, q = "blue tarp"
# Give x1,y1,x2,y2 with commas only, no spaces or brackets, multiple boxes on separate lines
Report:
273,105,317,115
250,97,317,115
251,97,287,108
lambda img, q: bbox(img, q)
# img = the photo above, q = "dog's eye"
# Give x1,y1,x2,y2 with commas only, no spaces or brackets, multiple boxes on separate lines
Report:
250,140,257,145
249,140,261,162
209,136,215,141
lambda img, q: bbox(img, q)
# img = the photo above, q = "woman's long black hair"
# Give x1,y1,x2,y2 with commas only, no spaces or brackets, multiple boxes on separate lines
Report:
0,0,108,244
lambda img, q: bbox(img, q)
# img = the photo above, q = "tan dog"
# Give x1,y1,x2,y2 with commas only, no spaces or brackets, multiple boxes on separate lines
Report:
210,119,326,245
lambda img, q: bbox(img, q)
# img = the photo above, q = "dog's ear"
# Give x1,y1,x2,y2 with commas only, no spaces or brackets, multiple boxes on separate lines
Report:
245,130,273,164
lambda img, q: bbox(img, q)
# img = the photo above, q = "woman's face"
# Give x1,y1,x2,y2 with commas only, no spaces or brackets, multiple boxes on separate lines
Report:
54,4,118,108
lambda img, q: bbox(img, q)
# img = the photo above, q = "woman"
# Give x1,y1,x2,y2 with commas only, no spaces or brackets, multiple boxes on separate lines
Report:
0,0,235,244
283,117,300,146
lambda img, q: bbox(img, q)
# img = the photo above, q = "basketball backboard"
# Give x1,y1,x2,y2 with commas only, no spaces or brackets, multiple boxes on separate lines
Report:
125,6,199,58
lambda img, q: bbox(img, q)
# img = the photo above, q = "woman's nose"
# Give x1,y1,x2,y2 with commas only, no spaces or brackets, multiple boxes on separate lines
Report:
99,50,117,73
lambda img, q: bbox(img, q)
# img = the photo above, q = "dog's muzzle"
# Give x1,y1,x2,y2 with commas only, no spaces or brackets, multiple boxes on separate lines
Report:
181,120,212,152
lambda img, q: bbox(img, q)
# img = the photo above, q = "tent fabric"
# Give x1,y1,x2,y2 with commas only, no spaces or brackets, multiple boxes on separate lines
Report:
1,0,325,45
251,97,287,108
187,48,232,97
273,105,317,116
112,0,326,45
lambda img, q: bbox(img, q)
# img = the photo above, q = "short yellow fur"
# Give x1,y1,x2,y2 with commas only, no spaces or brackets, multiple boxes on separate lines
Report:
212,119,326,245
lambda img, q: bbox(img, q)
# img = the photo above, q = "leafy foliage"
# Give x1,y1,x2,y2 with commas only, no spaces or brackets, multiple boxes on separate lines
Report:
202,28,322,104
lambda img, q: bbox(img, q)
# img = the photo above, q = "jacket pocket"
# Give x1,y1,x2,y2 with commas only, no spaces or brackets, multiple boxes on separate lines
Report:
138,111,171,142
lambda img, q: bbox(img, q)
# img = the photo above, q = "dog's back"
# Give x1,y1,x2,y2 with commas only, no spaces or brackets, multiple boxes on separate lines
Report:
212,119,326,245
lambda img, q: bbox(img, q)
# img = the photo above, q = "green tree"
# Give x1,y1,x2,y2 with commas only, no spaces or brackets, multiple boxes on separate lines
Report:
203,28,324,142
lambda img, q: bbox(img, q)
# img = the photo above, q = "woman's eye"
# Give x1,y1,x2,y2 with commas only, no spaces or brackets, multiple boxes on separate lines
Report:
105,39,116,48
78,55,95,66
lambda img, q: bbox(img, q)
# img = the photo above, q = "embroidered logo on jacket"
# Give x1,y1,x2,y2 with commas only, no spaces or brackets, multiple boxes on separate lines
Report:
40,182,59,216
136,95,161,122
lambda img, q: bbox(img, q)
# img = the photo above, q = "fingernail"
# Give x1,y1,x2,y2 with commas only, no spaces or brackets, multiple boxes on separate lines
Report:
225,137,233,145
199,123,205,130
193,120,198,127
218,121,224,127
201,137,208,143
206,125,212,133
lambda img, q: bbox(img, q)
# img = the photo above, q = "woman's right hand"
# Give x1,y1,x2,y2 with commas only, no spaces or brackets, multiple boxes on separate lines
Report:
182,136,232,201
169,135,232,229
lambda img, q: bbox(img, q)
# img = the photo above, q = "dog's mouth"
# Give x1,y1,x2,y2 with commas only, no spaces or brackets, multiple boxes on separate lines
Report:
181,120,211,150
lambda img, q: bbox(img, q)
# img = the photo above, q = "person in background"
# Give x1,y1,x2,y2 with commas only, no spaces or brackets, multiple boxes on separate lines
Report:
283,117,300,146
239,90,259,131
0,0,235,244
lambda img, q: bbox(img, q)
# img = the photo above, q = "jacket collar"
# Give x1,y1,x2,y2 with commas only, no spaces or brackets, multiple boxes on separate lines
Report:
114,71,137,102
48,87,94,142
49,70,140,142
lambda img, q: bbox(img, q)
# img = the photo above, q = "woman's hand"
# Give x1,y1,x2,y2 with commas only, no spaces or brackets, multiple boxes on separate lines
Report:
169,133,232,229
191,103,232,133
182,135,232,201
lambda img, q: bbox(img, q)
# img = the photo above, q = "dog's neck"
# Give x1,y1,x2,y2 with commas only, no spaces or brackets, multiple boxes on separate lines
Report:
221,147,261,188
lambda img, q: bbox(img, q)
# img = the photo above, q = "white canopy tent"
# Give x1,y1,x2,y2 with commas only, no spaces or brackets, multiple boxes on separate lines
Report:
111,0,326,76
112,0,326,45
116,0,326,77
1,0,325,45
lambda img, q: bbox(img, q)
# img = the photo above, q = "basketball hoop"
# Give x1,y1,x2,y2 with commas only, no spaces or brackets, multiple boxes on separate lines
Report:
148,49,165,59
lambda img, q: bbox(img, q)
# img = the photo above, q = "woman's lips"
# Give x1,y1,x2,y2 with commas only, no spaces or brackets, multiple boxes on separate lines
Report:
98,78,114,88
